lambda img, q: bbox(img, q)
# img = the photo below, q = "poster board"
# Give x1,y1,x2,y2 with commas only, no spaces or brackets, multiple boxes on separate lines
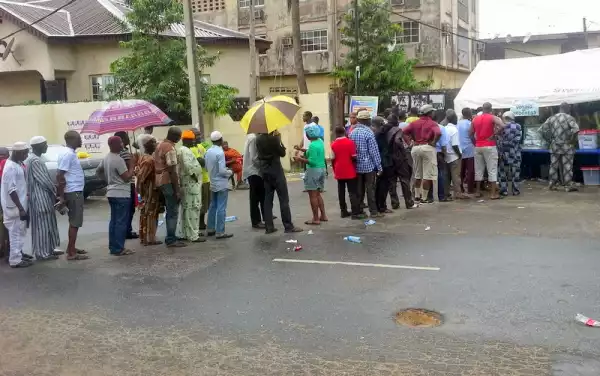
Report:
349,96,379,118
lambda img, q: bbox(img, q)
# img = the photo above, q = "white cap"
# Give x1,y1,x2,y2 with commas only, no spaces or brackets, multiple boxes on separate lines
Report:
210,131,223,142
29,136,47,145
502,111,515,120
12,141,28,151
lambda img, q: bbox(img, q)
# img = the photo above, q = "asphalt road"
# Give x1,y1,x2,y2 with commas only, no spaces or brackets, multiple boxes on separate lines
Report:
1,177,599,375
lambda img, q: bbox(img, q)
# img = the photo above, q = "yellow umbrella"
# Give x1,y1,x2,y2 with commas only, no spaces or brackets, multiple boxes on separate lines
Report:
240,95,300,134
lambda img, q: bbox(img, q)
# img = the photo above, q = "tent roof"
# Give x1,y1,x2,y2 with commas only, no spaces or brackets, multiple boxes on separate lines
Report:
454,48,600,111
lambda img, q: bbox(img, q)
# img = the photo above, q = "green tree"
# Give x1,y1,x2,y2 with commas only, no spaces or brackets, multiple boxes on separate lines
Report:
332,0,430,97
109,0,238,121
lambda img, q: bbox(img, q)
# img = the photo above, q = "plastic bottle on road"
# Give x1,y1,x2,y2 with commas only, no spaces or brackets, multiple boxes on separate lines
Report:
225,216,238,222
344,236,362,244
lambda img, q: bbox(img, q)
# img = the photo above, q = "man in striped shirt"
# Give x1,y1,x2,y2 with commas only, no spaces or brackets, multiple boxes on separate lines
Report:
349,110,383,219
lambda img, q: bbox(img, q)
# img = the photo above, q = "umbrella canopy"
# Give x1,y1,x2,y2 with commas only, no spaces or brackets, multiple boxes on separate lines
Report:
240,96,300,134
81,100,172,135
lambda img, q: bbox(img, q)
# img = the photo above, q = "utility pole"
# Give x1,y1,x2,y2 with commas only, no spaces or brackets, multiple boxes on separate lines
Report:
183,0,205,133
354,0,359,95
249,0,257,104
583,18,589,49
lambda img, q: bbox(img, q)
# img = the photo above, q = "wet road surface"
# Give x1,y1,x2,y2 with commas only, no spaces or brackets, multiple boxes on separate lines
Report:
1,178,599,375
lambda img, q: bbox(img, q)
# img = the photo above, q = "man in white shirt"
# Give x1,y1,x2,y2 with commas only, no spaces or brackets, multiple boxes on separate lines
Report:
444,112,467,200
2,142,32,268
57,130,89,261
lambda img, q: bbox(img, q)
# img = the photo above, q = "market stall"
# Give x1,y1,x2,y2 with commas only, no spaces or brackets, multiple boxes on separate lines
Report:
454,48,600,184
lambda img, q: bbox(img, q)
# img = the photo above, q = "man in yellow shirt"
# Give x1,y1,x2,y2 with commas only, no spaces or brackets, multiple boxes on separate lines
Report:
406,107,420,124
191,129,211,231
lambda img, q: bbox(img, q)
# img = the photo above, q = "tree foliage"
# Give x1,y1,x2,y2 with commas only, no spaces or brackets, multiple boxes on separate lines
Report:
108,0,238,121
332,0,430,97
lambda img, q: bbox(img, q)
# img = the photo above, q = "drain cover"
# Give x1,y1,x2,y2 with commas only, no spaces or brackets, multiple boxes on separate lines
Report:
395,308,442,328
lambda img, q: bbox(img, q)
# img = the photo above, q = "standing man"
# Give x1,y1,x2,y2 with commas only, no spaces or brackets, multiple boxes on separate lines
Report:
539,102,580,192
114,131,138,240
470,102,505,199
457,108,475,194
154,127,186,248
387,114,418,209
331,126,359,218
345,111,358,135
0,147,10,260
190,129,211,231
204,131,233,240
349,110,382,218
432,111,449,201
406,107,420,124
499,111,523,196
100,136,136,256
373,116,395,214
256,131,303,234
57,131,89,261
243,133,267,229
2,142,32,268
301,111,317,152
444,112,466,200
26,136,62,261
403,105,441,204
177,130,205,243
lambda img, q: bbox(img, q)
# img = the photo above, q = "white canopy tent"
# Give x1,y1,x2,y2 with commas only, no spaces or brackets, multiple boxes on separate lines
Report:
454,48,600,111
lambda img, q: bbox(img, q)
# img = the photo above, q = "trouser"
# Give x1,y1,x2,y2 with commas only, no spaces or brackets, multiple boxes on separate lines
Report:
108,197,131,254
207,190,229,235
127,183,135,235
549,152,574,189
337,178,360,215
499,149,522,193
356,171,377,215
376,167,395,212
389,178,400,208
199,182,211,229
461,157,475,193
263,168,294,231
248,175,266,226
445,159,462,198
4,217,26,266
475,146,499,182
398,177,415,208
160,184,179,245
428,154,446,201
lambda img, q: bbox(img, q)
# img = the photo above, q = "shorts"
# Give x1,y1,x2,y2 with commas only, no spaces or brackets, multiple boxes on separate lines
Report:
411,144,438,181
475,146,499,182
65,191,84,228
304,167,326,191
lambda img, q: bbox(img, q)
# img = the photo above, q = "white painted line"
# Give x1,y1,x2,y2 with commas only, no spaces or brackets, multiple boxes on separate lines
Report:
272,258,440,271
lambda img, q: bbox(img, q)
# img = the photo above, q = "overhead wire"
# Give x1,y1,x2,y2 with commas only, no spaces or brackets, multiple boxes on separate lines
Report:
0,0,78,41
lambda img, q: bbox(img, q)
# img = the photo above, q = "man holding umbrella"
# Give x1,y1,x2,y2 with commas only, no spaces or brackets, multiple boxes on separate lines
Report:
241,96,303,235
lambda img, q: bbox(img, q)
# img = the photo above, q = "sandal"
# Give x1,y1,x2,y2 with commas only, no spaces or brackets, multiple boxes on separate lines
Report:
304,220,320,226
112,249,135,256
75,248,88,255
145,241,163,246
67,254,90,261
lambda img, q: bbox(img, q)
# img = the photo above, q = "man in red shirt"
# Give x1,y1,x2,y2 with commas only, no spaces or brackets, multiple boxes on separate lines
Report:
470,102,505,199
331,126,361,218
402,104,441,204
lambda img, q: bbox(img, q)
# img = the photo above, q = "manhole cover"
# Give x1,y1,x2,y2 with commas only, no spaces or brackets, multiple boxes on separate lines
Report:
395,308,442,328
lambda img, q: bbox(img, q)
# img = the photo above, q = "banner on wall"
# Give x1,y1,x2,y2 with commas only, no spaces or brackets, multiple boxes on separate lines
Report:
349,96,379,118
67,120,109,155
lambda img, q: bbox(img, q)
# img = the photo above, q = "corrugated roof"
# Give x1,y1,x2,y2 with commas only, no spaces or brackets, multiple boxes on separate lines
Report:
0,0,256,40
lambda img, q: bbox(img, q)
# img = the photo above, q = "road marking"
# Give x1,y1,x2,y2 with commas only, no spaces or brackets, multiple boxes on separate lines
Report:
272,259,440,271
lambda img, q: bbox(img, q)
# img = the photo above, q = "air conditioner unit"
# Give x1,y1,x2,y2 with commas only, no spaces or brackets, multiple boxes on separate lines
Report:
281,36,292,48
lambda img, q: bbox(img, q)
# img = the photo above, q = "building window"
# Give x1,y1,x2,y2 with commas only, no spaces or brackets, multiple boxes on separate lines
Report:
300,30,328,52
457,27,469,69
238,0,263,8
90,75,114,101
257,35,268,55
458,0,468,22
395,21,419,44
270,87,297,95
192,0,226,13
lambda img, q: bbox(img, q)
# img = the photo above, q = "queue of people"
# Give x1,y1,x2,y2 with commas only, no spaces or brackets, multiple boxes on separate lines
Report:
0,100,580,268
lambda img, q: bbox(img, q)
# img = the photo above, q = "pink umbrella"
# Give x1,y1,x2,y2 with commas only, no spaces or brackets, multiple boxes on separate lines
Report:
81,100,172,135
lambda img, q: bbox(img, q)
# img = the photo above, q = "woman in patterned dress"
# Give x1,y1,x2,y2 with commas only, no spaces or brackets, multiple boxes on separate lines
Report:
136,137,163,245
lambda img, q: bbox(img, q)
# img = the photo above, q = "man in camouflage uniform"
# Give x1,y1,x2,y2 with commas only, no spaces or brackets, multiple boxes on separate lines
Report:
538,103,580,192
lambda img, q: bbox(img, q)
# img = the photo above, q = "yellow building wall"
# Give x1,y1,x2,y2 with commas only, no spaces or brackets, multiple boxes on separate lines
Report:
0,71,43,105
414,67,470,90
259,74,335,98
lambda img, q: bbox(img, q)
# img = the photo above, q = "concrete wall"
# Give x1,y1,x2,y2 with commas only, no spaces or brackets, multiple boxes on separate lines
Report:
0,71,43,105
0,20,53,80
